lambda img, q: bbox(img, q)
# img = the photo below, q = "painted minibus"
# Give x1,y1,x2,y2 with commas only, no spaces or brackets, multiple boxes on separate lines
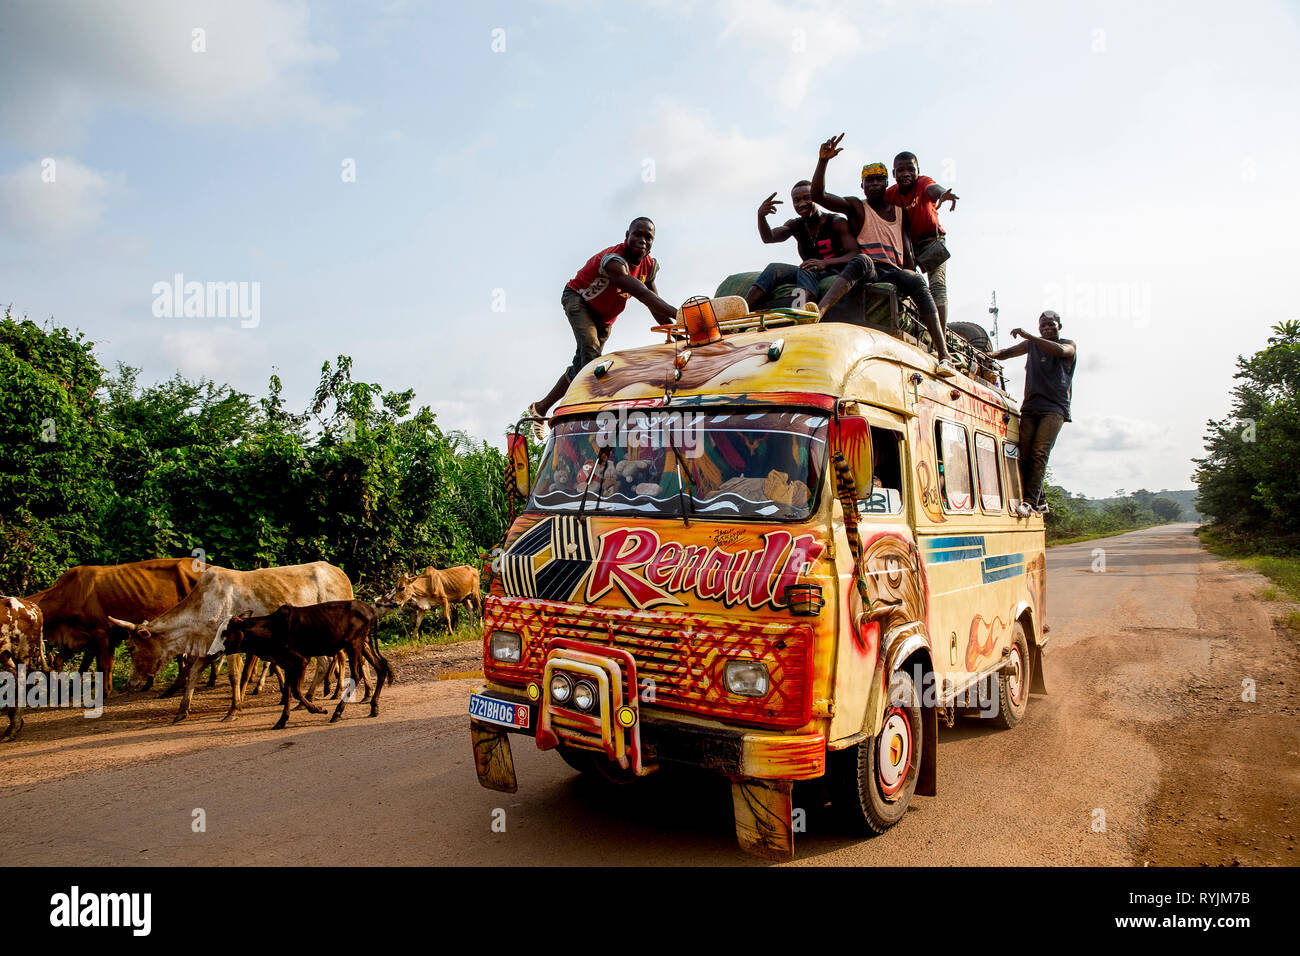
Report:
468,304,1047,860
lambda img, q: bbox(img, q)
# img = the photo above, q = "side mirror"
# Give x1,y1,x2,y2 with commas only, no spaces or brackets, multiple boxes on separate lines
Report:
831,415,873,500
507,431,532,499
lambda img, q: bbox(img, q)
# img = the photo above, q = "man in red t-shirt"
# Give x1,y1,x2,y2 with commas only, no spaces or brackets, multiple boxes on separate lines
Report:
528,217,676,437
886,151,959,325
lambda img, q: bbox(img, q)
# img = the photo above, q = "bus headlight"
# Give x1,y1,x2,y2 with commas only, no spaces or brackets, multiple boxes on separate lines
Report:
549,672,573,704
724,660,770,698
490,630,522,663
573,680,596,712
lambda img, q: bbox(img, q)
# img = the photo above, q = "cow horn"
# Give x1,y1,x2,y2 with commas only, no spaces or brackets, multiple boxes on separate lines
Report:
107,616,139,632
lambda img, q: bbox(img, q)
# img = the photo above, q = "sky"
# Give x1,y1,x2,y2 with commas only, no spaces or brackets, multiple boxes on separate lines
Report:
2,0,1297,499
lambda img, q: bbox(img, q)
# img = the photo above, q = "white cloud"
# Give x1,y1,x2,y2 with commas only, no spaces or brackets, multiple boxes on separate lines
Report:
0,157,121,240
717,0,873,108
157,325,271,383
0,0,349,149
1066,416,1167,454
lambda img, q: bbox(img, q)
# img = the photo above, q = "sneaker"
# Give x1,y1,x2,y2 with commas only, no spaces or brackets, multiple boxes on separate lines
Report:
1015,501,1033,518
935,358,957,378
526,404,547,442
1035,501,1050,515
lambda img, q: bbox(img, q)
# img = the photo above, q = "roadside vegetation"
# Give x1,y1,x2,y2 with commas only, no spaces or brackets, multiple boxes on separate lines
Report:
1,307,513,654
1042,483,1187,545
1193,320,1300,631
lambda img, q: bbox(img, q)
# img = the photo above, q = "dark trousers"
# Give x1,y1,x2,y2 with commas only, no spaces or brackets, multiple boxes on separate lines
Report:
1019,410,1065,505
751,261,841,300
835,254,939,321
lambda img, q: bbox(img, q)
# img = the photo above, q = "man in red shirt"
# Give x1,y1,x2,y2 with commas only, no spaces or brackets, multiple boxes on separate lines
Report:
528,217,676,438
887,151,958,326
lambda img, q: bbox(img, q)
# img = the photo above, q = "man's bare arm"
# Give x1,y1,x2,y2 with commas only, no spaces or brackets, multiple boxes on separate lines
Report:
607,260,677,324
925,182,959,211
810,134,858,226
1004,327,1075,359
990,341,1030,361
758,192,794,244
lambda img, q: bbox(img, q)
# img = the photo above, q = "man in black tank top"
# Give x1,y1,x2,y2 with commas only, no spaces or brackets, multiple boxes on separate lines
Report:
744,181,858,310
991,310,1078,515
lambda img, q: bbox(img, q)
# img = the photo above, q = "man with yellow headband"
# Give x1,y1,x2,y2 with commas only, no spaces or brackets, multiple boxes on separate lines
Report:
810,135,954,375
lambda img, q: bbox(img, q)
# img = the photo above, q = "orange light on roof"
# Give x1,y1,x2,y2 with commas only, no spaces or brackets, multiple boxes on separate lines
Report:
680,295,722,346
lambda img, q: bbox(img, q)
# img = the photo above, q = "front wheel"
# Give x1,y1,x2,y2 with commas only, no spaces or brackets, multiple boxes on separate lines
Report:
832,669,922,835
556,745,639,784
990,623,1030,729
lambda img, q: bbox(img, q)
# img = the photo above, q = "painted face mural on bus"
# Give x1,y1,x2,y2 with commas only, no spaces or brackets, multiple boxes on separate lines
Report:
849,531,930,656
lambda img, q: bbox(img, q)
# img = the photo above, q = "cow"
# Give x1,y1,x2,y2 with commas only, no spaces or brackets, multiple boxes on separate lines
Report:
1,596,48,742
383,565,482,638
108,562,353,723
26,558,207,698
220,601,394,729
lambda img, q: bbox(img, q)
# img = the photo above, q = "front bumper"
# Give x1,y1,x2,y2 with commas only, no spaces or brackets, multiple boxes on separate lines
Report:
468,685,825,792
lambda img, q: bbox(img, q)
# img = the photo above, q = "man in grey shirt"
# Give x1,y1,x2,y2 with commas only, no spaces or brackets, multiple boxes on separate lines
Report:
991,310,1077,516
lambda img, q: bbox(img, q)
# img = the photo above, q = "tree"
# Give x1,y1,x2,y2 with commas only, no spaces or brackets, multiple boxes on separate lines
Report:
0,309,114,592
1194,320,1300,541
1150,497,1182,522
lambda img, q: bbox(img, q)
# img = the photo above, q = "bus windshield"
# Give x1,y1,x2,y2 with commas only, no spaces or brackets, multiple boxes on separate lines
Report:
529,410,829,521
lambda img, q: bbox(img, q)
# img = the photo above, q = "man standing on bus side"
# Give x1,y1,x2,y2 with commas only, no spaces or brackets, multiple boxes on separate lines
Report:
991,310,1077,516
528,217,678,440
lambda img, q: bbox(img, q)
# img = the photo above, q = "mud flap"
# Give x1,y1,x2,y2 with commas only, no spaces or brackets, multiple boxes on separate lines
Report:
1030,644,1048,695
471,721,518,794
731,778,794,862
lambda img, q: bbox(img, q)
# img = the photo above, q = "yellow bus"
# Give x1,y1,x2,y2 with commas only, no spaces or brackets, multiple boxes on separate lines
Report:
468,303,1047,860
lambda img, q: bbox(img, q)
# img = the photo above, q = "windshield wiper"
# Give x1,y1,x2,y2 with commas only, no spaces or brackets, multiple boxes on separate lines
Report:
579,447,612,517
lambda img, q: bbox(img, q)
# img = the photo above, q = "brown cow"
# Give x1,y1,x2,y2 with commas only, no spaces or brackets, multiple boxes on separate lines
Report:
1,596,48,741
26,558,207,698
221,601,394,729
383,565,482,638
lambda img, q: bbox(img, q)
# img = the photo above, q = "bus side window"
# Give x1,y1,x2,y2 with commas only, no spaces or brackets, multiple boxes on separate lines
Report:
974,432,1003,512
1003,439,1023,511
860,427,904,514
935,420,974,513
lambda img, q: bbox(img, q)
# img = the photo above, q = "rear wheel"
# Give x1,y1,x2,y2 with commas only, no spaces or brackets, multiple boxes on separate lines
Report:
832,669,922,834
990,623,1030,729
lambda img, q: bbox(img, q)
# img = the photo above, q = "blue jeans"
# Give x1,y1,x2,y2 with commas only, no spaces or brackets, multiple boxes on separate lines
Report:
750,262,825,300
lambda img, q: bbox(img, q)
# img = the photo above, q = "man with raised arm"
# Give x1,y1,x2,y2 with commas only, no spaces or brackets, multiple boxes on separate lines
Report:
528,217,677,438
809,134,955,376
990,310,1078,516
887,151,959,326
744,180,858,311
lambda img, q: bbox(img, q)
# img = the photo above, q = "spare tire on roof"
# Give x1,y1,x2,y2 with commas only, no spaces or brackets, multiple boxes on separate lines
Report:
948,322,993,353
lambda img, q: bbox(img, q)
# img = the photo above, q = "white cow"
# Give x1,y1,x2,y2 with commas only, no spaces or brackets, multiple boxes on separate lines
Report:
110,562,353,723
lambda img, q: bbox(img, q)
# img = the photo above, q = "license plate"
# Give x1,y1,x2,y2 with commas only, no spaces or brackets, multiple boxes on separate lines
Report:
469,693,530,730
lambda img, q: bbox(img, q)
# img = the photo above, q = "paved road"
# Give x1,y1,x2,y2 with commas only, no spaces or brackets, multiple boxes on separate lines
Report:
2,523,1295,865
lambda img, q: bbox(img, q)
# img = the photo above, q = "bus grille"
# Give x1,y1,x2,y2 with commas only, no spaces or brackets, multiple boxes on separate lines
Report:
483,596,815,729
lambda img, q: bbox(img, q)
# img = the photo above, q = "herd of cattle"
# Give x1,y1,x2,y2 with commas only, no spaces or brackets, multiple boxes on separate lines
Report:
0,557,484,741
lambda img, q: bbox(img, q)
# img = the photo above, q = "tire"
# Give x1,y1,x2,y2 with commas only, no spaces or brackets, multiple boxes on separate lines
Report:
990,622,1031,730
831,669,923,835
556,745,639,784
557,744,597,775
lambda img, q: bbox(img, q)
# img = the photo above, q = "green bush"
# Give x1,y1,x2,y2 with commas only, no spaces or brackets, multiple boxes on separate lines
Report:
0,313,514,599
